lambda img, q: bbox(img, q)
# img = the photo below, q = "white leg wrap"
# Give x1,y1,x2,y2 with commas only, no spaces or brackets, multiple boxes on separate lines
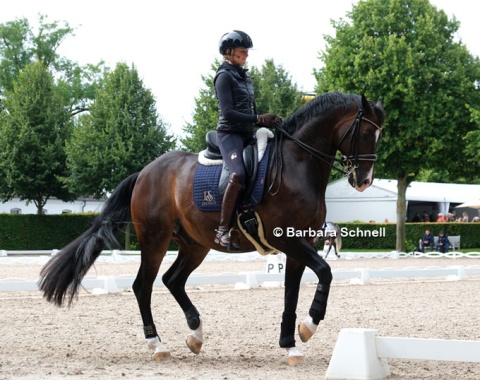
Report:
286,347,304,357
188,318,203,343
146,336,169,354
302,315,318,334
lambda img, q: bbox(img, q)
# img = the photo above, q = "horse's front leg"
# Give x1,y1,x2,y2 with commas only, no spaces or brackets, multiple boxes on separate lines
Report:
280,254,307,365
296,244,332,343
281,238,333,362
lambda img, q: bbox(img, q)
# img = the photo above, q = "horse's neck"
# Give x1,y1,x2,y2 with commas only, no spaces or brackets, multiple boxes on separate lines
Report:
281,137,333,192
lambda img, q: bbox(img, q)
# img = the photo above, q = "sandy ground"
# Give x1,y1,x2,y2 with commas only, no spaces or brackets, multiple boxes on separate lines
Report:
1,255,480,380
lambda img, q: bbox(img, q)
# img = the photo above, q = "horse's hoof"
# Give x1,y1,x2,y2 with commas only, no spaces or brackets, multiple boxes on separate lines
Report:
298,322,314,343
153,351,171,361
286,347,304,366
186,335,203,355
287,355,305,366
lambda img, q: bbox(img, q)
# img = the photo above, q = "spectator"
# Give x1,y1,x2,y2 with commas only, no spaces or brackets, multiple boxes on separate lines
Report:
461,212,469,223
437,231,450,253
422,211,430,222
436,213,446,222
472,216,480,222
420,229,435,252
323,222,341,259
412,213,422,222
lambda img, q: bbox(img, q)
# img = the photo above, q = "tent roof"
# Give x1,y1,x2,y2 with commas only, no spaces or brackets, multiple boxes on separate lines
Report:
326,178,480,203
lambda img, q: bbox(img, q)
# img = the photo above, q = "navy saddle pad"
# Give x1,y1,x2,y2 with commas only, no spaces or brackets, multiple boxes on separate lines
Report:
193,144,270,211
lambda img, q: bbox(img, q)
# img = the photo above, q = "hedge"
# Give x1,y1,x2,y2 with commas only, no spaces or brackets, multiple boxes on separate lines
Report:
0,214,479,251
336,222,480,251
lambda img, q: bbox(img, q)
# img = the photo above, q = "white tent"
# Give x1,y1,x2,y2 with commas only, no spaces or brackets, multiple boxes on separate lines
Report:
325,178,480,223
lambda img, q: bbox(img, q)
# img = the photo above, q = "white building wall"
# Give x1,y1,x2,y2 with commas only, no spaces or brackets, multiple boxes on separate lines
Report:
0,198,105,214
325,198,397,223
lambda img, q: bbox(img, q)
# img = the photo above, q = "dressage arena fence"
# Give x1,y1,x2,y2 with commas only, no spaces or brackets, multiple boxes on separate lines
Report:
325,328,480,380
1,249,480,293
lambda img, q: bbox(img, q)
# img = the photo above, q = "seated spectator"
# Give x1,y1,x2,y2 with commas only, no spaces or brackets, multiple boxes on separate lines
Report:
472,216,480,223
411,213,422,222
422,211,430,222
436,213,446,222
436,231,450,253
420,229,435,252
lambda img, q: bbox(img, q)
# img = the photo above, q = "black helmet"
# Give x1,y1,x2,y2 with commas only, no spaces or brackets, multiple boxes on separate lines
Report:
218,30,253,54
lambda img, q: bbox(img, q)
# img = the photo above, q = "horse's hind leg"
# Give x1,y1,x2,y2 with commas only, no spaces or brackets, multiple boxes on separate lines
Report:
132,230,172,361
162,242,209,354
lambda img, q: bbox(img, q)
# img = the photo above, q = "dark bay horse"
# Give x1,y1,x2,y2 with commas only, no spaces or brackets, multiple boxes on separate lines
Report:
39,91,385,365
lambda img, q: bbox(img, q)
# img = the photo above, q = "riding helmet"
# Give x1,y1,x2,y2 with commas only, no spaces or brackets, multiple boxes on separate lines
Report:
218,30,253,54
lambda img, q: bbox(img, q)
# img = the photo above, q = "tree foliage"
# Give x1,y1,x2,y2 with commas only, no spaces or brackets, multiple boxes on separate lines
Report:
314,0,480,251
181,60,220,153
0,61,73,214
65,63,175,198
250,59,304,117
0,14,105,115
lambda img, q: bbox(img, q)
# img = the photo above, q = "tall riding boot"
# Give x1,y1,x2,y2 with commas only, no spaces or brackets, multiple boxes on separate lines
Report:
215,173,242,250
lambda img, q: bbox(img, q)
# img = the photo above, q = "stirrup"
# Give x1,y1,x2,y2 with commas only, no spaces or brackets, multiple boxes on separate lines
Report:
227,228,241,251
215,227,240,251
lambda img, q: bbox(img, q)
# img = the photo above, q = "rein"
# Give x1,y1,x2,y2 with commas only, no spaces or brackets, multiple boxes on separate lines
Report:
267,107,383,194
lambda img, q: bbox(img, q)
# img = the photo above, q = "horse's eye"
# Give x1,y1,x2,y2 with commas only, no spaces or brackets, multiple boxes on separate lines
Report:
362,132,373,139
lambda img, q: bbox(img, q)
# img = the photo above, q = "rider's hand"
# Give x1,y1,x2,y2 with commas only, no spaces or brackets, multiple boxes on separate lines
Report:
257,113,277,127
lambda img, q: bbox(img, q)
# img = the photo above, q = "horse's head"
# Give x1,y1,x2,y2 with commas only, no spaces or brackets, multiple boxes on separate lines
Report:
335,95,385,192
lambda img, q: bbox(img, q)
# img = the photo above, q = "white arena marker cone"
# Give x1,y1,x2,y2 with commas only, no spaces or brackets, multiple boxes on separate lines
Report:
325,328,390,380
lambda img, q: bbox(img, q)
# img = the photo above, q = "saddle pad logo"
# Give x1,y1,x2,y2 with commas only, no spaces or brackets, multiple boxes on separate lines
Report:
202,190,215,206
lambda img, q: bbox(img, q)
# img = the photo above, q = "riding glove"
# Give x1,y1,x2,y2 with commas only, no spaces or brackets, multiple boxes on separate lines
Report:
257,113,277,127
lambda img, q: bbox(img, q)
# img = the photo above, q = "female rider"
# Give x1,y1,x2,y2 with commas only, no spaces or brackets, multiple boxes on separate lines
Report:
213,30,277,249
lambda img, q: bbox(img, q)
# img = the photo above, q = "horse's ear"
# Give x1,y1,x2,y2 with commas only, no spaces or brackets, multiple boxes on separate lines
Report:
375,98,383,110
361,94,373,114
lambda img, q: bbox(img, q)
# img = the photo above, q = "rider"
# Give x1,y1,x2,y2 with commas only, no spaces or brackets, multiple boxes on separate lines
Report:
213,30,277,250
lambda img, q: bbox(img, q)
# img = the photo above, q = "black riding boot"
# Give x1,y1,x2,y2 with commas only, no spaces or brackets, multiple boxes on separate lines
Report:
215,173,242,250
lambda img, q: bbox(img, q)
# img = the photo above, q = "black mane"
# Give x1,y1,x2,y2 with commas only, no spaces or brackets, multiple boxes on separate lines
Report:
282,92,361,134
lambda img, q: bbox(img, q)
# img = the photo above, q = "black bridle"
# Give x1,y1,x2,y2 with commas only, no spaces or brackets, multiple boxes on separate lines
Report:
267,107,383,194
274,107,382,175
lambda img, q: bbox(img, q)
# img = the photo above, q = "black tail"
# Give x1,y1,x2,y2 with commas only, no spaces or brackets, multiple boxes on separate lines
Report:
38,172,139,306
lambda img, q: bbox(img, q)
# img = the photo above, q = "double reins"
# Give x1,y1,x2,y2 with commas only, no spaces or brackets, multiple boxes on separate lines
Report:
271,107,383,177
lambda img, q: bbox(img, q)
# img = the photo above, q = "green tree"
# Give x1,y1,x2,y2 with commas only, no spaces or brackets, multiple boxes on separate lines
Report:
181,59,304,152
464,105,480,177
0,14,105,115
315,0,480,251
65,62,175,198
0,61,73,214
181,61,220,152
250,59,304,117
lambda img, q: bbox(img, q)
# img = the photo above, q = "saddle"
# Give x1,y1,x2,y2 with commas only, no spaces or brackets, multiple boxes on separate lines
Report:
203,131,258,198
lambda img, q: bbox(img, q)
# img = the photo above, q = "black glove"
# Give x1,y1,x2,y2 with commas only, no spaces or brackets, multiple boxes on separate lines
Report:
257,113,277,127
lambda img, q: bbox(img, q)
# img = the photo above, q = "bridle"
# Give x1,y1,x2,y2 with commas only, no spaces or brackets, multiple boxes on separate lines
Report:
273,107,383,175
268,106,383,195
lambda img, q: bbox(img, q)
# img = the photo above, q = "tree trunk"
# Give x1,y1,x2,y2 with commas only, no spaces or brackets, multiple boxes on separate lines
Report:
396,174,408,252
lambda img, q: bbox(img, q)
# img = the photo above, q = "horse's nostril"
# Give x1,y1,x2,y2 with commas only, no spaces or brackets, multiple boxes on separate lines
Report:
363,178,371,186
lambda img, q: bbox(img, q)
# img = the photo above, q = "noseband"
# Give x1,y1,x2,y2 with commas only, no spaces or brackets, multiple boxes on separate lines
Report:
337,108,384,176
271,106,383,177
